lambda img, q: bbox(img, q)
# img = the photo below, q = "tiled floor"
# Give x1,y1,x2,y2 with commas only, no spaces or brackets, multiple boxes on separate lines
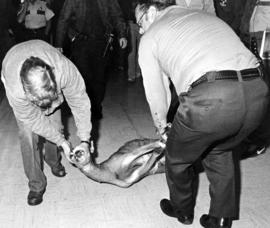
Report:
0,72,270,228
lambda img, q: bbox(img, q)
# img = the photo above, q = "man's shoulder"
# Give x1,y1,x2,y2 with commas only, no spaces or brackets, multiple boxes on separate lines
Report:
3,41,60,72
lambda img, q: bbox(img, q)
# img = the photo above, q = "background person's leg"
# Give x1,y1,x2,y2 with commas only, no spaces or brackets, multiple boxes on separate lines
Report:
71,39,108,120
127,22,139,82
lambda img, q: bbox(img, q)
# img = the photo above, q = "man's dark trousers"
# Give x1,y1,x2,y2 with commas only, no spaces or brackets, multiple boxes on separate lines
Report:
165,74,269,218
71,37,108,119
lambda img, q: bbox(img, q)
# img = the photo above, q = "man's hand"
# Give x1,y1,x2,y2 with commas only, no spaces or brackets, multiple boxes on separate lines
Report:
21,0,29,5
8,29,14,36
22,0,30,8
119,38,127,49
157,123,172,144
60,140,72,163
56,47,63,53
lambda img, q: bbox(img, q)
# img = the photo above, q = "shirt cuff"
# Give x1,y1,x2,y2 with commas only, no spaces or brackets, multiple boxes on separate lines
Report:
55,136,66,147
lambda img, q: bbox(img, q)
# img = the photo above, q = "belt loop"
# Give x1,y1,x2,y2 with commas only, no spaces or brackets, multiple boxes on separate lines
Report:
206,72,216,82
258,66,263,78
236,71,243,82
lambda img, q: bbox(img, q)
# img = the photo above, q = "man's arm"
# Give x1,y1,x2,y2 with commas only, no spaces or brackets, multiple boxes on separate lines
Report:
138,36,169,134
55,0,74,48
44,2,54,36
60,56,92,142
4,84,74,161
107,0,127,40
17,1,29,24
4,86,66,146
239,0,257,43
45,19,52,36
204,0,216,15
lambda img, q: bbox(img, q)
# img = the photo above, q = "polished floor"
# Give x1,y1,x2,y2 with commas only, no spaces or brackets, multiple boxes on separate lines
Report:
0,71,270,228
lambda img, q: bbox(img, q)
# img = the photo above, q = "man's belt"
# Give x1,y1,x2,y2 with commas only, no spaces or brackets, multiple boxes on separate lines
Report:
190,68,262,89
25,27,45,33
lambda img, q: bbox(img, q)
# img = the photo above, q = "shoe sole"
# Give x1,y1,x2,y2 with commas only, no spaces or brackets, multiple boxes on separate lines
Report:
28,199,43,206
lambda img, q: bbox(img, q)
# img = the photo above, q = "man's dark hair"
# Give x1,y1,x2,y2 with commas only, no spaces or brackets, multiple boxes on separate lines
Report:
134,0,175,12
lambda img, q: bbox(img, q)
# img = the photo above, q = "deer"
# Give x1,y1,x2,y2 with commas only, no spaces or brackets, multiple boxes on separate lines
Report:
69,138,166,188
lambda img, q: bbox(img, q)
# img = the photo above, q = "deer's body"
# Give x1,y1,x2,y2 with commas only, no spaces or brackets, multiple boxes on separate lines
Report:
72,139,165,187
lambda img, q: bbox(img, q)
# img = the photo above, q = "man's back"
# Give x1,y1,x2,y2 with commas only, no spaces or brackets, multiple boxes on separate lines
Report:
2,40,62,97
139,6,258,94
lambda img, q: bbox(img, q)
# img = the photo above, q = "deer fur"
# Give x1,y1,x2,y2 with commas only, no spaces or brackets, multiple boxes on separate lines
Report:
70,138,165,188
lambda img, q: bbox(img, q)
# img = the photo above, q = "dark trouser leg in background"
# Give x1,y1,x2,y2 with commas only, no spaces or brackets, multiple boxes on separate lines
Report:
71,38,108,120
127,21,141,82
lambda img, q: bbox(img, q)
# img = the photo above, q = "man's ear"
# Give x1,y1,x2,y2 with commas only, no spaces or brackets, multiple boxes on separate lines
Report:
147,6,158,23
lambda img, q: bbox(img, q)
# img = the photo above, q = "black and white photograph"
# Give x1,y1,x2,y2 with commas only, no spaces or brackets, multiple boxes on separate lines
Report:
0,0,270,227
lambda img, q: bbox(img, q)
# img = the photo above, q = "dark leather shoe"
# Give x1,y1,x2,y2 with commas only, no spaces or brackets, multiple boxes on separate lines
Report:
27,189,45,206
200,214,232,228
160,199,194,225
51,163,66,177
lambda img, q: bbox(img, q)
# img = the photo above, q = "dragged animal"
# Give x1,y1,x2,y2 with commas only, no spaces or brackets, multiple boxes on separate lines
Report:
69,138,165,188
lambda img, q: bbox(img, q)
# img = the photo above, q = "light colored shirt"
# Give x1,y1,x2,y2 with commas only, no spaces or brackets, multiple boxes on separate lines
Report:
24,0,54,29
176,0,216,15
250,0,270,32
138,6,259,131
1,40,92,146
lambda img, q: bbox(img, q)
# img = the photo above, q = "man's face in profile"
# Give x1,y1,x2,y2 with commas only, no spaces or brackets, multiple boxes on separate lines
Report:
135,5,149,35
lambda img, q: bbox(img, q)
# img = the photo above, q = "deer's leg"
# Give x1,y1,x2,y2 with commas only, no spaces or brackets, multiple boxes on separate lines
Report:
121,141,162,167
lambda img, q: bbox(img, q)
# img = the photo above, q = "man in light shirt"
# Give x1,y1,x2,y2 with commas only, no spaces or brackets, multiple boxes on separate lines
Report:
241,0,270,51
17,0,54,42
1,40,92,206
135,0,268,227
